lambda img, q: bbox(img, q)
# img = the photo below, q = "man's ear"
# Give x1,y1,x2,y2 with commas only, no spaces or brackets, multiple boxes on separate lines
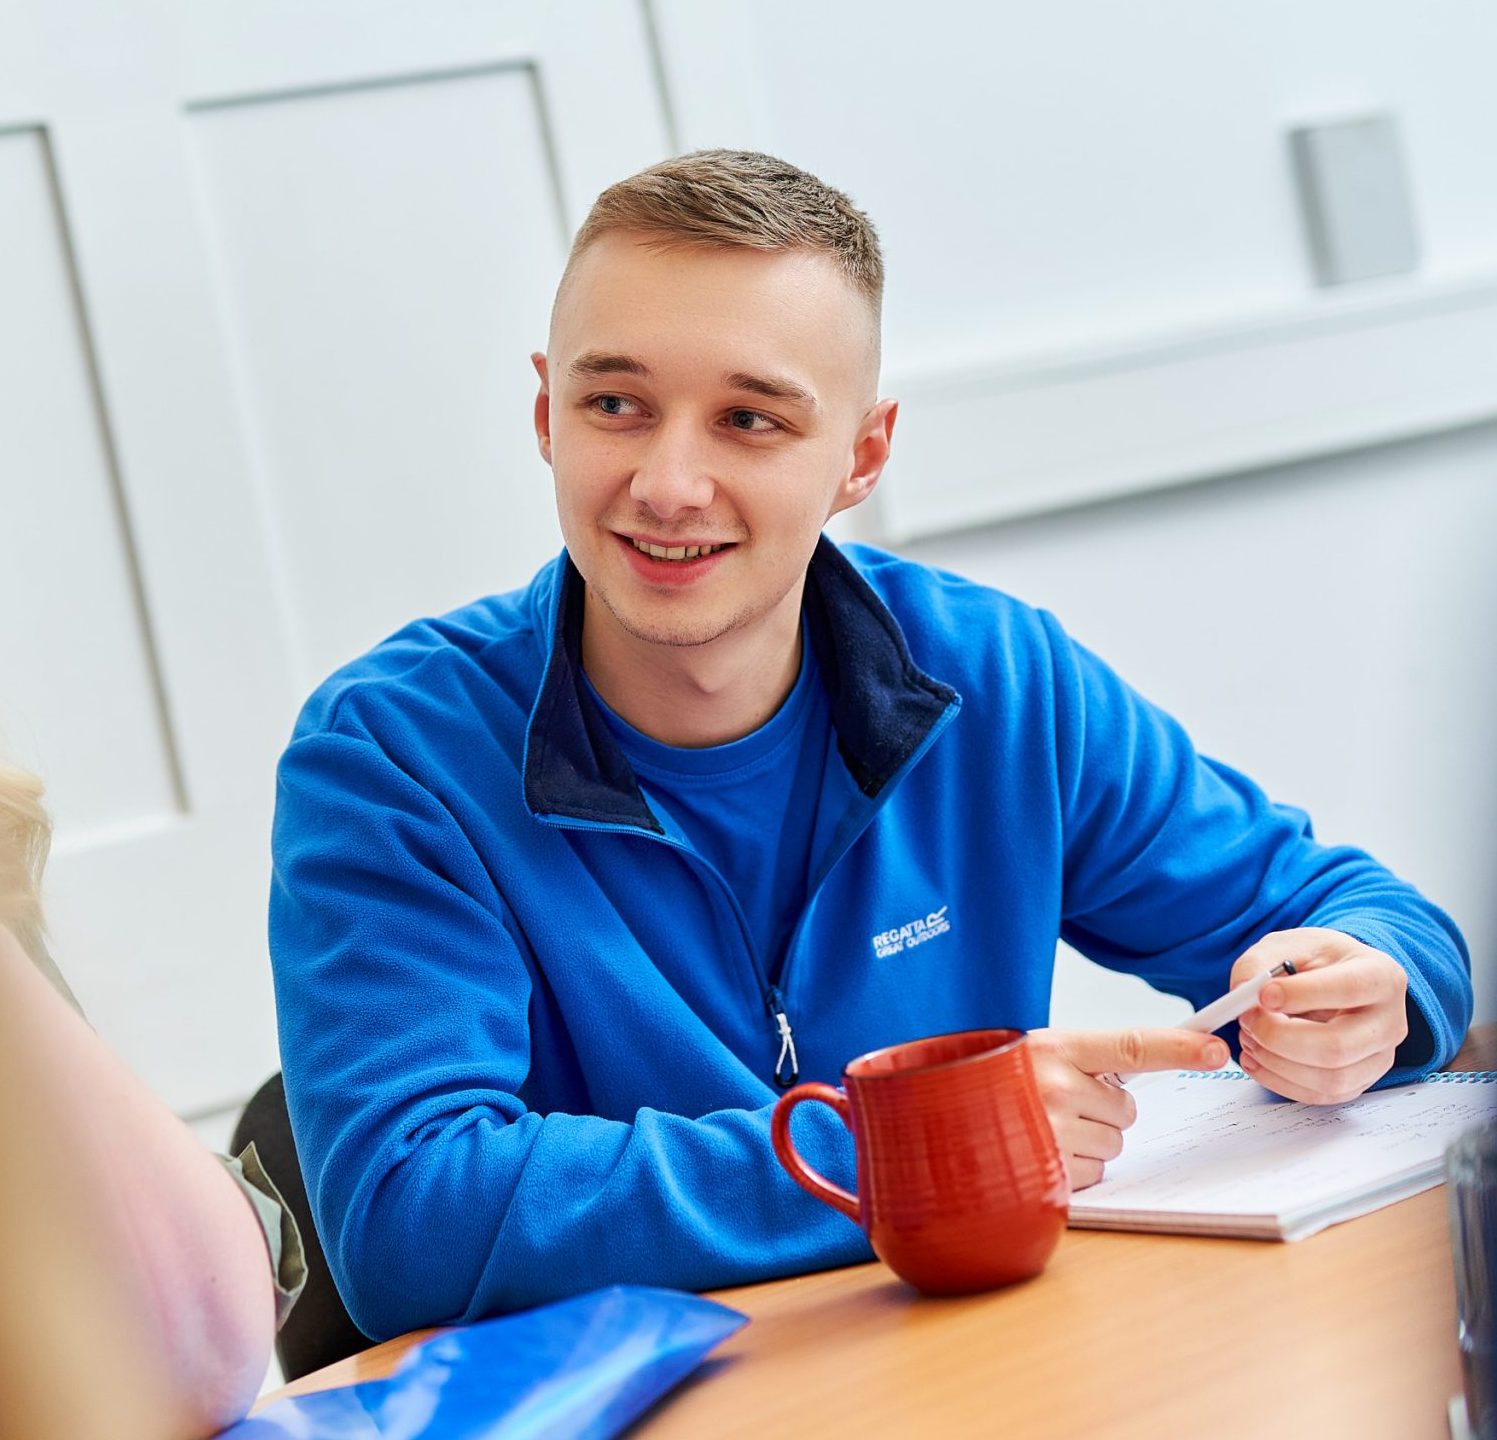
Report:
830,398,898,517
531,352,553,466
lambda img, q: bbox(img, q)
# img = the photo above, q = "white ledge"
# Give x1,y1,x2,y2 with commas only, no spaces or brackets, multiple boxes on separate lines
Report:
876,274,1497,540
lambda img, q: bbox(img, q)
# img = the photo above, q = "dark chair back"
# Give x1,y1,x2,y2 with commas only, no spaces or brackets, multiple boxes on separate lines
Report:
231,1073,371,1381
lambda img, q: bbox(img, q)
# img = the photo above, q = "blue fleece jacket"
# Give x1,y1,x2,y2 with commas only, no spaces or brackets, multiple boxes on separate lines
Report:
269,540,1471,1340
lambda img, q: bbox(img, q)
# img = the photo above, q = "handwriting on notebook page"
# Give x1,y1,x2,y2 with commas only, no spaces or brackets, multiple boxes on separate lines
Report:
1082,1069,1496,1213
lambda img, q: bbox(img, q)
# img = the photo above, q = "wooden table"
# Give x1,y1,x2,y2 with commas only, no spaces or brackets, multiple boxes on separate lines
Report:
261,1026,1495,1439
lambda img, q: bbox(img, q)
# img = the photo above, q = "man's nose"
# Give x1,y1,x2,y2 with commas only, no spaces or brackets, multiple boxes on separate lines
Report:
629,422,716,519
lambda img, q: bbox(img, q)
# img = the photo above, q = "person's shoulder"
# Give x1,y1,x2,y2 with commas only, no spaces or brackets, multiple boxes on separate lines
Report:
290,554,563,745
836,541,1052,650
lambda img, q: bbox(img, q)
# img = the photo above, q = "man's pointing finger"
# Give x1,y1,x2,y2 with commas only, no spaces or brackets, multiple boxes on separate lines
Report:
1059,1027,1230,1077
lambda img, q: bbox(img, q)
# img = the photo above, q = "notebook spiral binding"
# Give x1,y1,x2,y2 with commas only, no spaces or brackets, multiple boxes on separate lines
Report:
1174,1069,1497,1083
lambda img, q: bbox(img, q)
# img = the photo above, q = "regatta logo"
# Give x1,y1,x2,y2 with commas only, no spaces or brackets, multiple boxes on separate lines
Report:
871,905,951,958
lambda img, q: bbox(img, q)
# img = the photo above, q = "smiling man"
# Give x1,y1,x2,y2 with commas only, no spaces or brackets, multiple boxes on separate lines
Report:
270,151,1472,1341
537,230,889,745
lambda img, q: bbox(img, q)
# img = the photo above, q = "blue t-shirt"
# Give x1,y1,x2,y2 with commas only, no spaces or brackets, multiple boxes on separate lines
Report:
584,639,834,981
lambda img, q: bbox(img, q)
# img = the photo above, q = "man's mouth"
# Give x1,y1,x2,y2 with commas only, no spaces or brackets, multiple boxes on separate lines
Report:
628,538,732,563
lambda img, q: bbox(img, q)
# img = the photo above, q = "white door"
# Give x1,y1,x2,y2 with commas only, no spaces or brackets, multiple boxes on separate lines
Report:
0,0,672,1116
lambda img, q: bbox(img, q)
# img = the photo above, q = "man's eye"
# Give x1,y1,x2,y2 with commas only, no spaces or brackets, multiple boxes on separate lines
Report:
727,409,777,432
591,395,638,417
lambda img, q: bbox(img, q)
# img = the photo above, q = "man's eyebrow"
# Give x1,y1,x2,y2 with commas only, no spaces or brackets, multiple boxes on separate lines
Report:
723,371,818,409
567,353,817,409
568,351,650,379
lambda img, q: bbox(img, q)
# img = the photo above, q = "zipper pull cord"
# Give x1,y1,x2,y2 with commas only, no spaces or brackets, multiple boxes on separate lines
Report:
767,987,800,1089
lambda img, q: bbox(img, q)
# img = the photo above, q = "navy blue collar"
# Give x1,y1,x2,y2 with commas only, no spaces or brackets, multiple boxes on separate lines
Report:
522,537,958,831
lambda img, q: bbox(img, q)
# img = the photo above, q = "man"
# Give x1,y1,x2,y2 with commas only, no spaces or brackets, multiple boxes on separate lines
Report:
270,150,1471,1341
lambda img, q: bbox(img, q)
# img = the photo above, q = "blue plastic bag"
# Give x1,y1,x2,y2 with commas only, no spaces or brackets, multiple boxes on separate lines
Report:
220,1285,746,1439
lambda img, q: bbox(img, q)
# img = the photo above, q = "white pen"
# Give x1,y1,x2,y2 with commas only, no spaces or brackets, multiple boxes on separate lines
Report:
1103,959,1298,1086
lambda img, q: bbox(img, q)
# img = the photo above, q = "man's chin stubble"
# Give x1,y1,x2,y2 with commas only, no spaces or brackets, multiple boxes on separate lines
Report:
587,579,762,650
606,607,749,649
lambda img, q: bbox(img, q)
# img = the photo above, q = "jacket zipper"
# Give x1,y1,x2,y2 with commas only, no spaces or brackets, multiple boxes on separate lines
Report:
535,814,795,1088
765,984,799,1089
769,698,964,1063
655,840,794,1088
535,693,958,1091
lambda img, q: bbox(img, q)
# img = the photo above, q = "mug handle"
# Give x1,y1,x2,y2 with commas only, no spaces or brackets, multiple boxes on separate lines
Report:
771,1082,860,1223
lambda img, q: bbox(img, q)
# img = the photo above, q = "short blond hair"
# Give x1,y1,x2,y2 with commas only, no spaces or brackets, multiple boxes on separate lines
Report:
0,764,50,961
565,149,884,316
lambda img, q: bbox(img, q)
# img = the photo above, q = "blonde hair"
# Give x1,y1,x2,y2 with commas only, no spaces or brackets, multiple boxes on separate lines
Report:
565,149,884,317
0,763,50,961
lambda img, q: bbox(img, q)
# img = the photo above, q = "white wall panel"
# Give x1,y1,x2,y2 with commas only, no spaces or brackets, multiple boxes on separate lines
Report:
188,67,565,688
179,2,672,229
2,0,672,1117
0,128,181,835
879,280,1497,539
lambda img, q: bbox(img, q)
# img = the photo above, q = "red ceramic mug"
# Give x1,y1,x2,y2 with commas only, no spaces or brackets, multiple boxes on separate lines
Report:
771,1028,1070,1294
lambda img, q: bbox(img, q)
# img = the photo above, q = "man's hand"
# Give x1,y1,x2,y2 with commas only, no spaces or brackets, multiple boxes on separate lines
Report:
1025,1028,1229,1189
1231,928,1409,1104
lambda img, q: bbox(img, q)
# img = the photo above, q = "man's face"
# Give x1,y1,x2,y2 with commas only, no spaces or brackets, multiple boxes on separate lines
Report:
534,233,894,658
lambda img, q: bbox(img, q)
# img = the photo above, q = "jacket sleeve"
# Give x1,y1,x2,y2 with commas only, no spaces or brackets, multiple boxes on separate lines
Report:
269,729,866,1341
1045,614,1472,1078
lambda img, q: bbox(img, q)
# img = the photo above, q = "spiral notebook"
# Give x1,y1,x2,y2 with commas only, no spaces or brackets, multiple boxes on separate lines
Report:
1068,1068,1497,1241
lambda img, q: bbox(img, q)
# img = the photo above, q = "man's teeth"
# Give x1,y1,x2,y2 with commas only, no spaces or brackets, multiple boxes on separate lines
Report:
631,540,727,561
